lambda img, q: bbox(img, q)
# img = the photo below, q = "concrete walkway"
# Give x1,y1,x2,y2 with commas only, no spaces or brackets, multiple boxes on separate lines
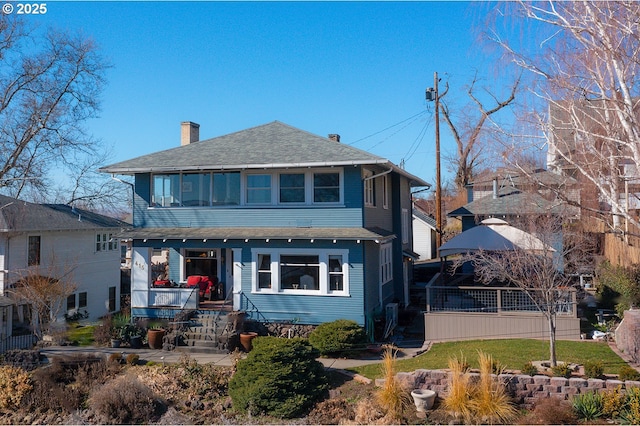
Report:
39,340,428,370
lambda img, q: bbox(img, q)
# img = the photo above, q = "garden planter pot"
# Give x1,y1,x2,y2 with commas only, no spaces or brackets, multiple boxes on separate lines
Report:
129,335,142,349
239,332,258,351
110,338,121,348
147,329,165,349
411,389,436,412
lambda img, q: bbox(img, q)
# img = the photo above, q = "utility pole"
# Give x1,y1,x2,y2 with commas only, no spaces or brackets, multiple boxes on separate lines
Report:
426,72,442,249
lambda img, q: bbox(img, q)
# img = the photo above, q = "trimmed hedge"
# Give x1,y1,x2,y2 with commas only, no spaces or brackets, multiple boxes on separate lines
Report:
308,319,368,357
229,337,328,419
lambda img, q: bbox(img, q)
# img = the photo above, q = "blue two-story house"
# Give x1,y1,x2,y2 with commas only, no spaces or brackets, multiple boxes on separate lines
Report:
100,121,429,335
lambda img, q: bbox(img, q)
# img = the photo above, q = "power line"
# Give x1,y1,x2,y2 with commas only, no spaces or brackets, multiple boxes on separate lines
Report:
347,110,428,147
402,116,432,164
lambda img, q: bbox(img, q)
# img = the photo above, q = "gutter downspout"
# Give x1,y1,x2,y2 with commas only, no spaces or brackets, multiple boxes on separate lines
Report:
363,168,393,182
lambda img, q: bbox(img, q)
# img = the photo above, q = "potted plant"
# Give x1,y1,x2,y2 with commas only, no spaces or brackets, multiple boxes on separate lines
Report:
147,328,165,349
110,328,122,348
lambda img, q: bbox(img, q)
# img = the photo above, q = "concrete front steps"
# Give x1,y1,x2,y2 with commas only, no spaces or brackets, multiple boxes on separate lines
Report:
176,310,230,354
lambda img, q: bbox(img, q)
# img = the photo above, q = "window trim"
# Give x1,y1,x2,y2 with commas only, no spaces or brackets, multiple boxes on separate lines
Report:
402,208,410,244
251,248,349,296
364,177,375,207
380,242,393,285
382,175,389,209
28,235,41,266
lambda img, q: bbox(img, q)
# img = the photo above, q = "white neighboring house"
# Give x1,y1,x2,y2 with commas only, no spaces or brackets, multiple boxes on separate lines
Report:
412,206,437,261
0,194,128,344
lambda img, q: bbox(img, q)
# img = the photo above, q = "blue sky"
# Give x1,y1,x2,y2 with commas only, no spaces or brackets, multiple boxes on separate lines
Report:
35,1,514,187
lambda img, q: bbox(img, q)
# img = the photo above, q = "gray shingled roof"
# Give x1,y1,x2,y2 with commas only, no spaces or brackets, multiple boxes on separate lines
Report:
413,206,437,228
118,226,395,242
448,188,567,217
99,121,429,187
0,194,129,232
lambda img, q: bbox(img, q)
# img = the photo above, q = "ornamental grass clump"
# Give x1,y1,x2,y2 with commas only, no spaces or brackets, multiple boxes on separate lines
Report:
442,351,516,424
375,346,411,422
441,353,473,423
469,351,517,424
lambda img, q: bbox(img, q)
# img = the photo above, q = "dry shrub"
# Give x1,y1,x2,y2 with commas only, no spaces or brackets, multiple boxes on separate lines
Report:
517,397,577,425
308,398,355,424
135,365,185,404
374,346,411,422
0,365,32,409
126,353,140,365
22,354,116,415
354,397,385,424
89,373,166,424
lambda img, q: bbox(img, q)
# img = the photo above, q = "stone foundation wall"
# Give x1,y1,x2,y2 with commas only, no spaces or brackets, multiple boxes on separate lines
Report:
395,369,640,408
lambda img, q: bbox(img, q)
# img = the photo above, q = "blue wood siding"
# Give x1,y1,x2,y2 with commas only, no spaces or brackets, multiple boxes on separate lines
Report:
238,240,366,326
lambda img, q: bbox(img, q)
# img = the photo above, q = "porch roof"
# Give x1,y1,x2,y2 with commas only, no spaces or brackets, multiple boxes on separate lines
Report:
118,226,396,242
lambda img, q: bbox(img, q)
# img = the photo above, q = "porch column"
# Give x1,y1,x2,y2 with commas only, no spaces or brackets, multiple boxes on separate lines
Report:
131,247,152,309
232,248,242,310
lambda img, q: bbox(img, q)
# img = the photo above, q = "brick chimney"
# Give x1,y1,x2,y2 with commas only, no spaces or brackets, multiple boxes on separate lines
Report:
181,121,200,146
328,134,340,142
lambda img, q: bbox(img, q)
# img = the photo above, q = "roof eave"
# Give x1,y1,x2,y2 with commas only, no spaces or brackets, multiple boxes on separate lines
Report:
100,159,431,187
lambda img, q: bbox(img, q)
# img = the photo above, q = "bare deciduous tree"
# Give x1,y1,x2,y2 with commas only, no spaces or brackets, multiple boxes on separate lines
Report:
491,1,640,234
439,72,520,190
7,259,78,339
453,214,593,366
0,16,122,212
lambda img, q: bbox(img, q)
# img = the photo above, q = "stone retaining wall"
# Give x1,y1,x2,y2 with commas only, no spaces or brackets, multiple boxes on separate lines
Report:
395,369,640,408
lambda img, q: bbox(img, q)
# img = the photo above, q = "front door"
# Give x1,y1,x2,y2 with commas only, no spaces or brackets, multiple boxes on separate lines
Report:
184,249,220,282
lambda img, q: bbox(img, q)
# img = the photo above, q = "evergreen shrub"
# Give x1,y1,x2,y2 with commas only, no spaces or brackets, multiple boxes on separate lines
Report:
308,319,368,357
584,360,605,379
619,365,640,381
228,336,328,418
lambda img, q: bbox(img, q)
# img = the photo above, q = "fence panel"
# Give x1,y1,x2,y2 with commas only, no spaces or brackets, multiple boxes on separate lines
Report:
0,334,36,353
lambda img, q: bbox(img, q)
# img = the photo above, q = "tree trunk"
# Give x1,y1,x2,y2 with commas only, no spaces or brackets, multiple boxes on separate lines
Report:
548,314,557,367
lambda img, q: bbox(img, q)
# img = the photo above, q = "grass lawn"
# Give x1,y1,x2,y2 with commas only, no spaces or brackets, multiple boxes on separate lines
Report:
65,323,96,346
352,339,629,379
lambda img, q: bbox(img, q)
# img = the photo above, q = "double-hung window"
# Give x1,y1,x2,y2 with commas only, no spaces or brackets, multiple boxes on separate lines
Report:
279,173,306,203
252,249,348,295
246,174,272,204
28,235,41,266
313,172,340,203
380,243,393,284
364,178,375,207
